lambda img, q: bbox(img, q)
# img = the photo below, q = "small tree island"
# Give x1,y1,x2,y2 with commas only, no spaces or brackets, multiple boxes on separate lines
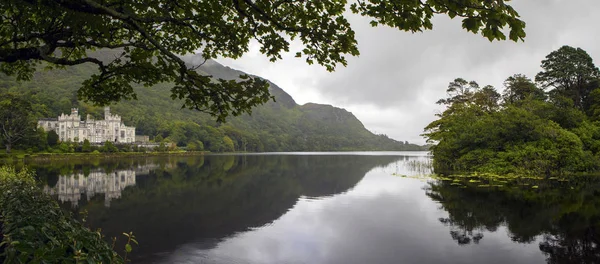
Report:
424,45,600,177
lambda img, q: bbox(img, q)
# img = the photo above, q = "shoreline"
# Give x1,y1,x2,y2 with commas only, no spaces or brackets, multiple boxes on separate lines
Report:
0,150,431,164
0,151,207,162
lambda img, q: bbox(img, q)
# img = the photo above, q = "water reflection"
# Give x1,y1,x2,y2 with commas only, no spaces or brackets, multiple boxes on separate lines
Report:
426,178,600,263
159,153,543,264
32,153,600,264
43,169,137,207
34,154,408,262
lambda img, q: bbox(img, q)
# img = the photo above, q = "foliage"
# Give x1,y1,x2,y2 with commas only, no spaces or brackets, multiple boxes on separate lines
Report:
223,136,235,152
156,142,167,152
47,130,59,147
0,0,525,121
57,142,74,153
0,92,36,153
186,140,204,152
100,141,118,153
424,46,600,176
535,45,600,110
82,139,92,153
0,166,124,263
501,74,545,105
20,128,49,153
121,232,138,262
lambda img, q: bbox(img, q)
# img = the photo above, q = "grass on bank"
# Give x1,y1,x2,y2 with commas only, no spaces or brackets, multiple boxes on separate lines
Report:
0,149,207,162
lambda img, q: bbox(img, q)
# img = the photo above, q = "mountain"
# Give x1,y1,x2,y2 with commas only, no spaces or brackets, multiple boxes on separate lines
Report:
0,52,425,152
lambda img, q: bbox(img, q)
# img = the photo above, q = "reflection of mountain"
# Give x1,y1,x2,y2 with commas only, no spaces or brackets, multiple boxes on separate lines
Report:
43,170,136,207
426,178,600,263
58,155,403,262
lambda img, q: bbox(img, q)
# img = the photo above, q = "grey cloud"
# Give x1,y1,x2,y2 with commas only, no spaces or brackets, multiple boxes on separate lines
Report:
319,0,600,109
218,0,600,144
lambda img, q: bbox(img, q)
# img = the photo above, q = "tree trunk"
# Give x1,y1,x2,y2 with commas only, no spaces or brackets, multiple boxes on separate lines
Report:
5,143,11,154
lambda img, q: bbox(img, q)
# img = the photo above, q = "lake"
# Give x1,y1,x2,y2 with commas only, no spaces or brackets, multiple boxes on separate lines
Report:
31,152,600,263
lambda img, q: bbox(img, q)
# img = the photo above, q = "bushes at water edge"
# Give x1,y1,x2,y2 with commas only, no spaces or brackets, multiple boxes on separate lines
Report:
0,166,124,263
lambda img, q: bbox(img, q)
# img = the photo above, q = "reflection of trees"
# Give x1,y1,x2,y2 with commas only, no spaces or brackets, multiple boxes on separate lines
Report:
426,179,600,263
438,218,484,245
427,183,503,245
46,155,402,262
539,212,600,264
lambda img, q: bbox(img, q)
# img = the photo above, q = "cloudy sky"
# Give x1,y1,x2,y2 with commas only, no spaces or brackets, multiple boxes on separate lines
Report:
218,0,600,144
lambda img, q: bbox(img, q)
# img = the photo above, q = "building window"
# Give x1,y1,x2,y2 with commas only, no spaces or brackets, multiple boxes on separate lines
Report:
121,131,125,138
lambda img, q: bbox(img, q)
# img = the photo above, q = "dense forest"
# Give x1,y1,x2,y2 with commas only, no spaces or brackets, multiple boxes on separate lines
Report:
0,52,425,153
424,45,600,176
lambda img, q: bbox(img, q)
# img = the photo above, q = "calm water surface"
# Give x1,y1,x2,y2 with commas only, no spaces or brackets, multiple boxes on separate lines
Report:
31,152,600,263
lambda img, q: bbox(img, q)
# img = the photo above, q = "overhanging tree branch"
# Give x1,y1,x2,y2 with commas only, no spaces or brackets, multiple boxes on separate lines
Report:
0,0,525,122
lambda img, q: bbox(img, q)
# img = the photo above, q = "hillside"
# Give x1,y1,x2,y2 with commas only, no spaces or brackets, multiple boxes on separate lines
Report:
0,52,425,152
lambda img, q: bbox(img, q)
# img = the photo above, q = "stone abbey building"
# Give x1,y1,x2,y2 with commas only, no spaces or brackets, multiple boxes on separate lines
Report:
38,107,136,143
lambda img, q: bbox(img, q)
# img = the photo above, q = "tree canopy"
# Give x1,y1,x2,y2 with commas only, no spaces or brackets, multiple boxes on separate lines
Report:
0,92,37,153
535,45,600,110
0,0,525,121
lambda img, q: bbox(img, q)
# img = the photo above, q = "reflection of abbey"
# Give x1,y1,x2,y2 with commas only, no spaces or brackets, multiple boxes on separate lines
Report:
44,164,163,207
38,107,135,143
44,169,137,207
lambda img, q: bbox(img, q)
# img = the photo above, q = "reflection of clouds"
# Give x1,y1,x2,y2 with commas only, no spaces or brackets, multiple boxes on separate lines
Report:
350,155,432,196
160,158,545,264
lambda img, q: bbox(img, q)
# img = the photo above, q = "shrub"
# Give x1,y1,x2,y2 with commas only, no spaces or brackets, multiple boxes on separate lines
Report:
57,142,74,153
0,167,125,263
82,139,92,153
156,142,166,152
186,140,204,151
100,141,118,153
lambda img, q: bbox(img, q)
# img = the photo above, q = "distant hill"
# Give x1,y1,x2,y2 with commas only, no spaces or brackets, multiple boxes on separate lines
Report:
0,52,426,152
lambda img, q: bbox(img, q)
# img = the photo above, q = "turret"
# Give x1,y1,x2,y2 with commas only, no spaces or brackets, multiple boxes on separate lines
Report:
104,106,110,119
